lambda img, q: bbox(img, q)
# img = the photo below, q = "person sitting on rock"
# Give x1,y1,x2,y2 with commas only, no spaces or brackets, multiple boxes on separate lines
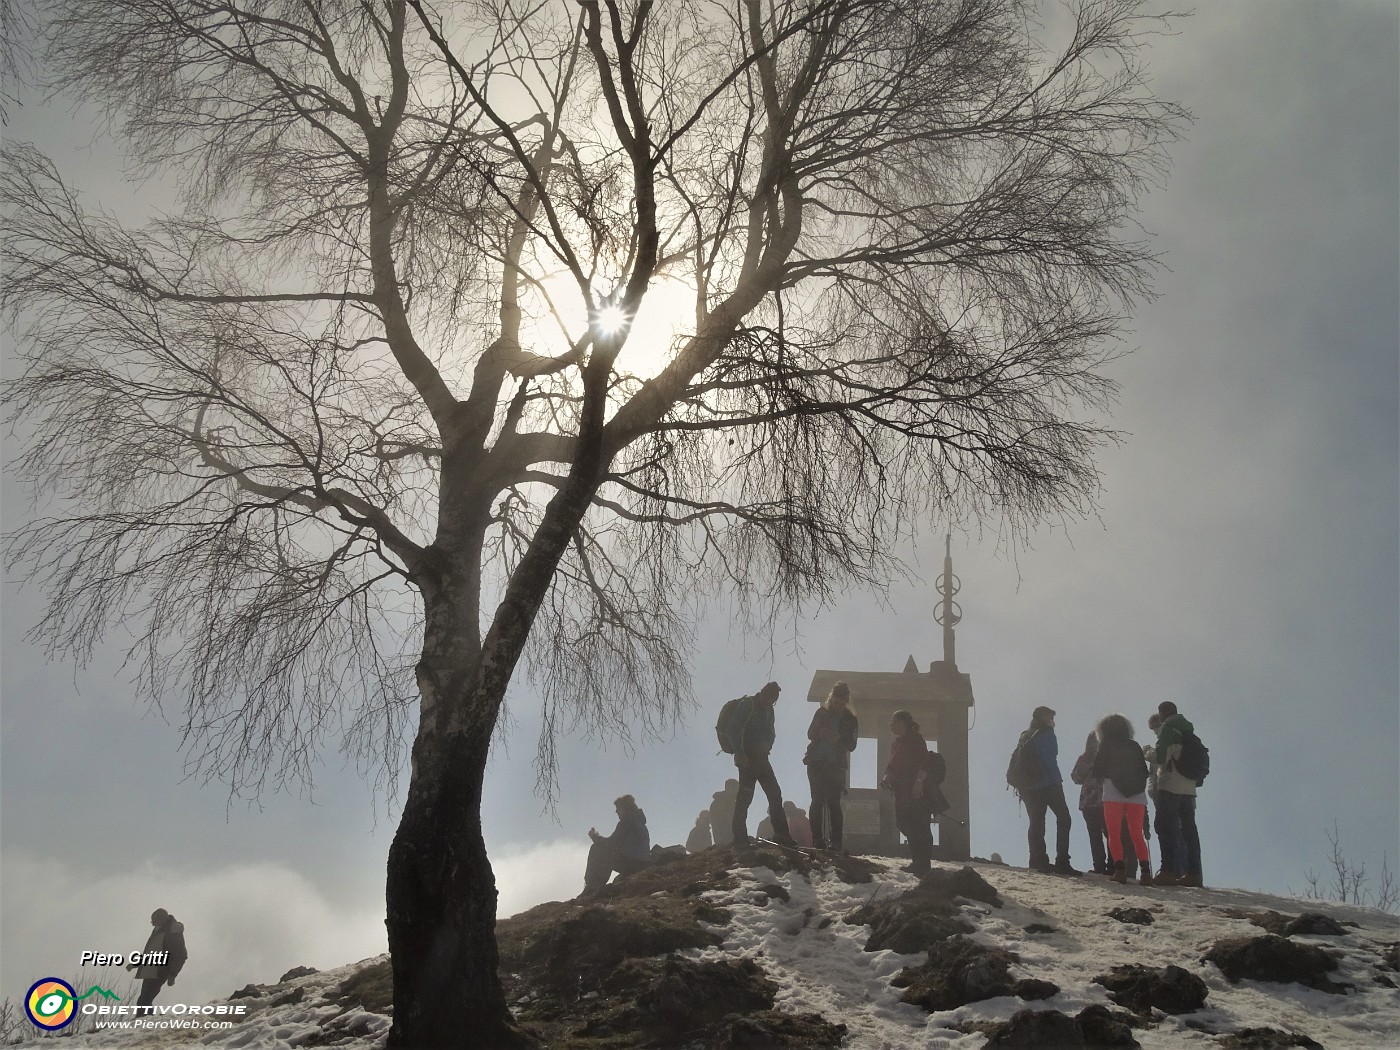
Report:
582,795,650,896
686,811,713,854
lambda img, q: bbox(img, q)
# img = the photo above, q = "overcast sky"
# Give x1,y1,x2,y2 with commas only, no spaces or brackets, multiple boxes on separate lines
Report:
3,0,1397,1012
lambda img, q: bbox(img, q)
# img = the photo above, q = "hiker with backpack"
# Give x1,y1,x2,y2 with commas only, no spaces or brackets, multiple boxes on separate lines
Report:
717,682,798,847
881,710,939,875
1009,706,1080,875
1091,713,1154,886
1153,700,1206,887
804,681,859,853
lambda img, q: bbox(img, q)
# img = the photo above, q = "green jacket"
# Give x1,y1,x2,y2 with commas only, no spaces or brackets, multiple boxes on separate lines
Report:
1154,713,1198,796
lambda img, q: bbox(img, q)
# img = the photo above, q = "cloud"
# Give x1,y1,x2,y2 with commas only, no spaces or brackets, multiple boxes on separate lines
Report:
493,839,591,919
0,851,385,1010
1,839,593,1015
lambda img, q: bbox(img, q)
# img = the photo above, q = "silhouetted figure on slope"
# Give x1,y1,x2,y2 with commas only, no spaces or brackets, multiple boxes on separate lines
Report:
1017,706,1080,875
1092,713,1154,886
723,682,796,846
804,681,859,852
1071,730,1110,875
582,795,650,896
686,811,713,854
1153,700,1204,887
709,779,739,847
127,908,187,1013
882,710,935,875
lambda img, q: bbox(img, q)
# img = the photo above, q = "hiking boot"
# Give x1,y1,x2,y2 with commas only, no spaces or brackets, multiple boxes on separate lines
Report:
771,834,799,849
1111,862,1127,885
1029,857,1054,873
1178,873,1203,888
1138,868,1154,887
1155,871,1182,886
1053,860,1083,876
732,833,752,846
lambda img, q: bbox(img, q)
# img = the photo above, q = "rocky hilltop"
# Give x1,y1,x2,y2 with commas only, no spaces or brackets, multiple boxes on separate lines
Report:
53,844,1400,1048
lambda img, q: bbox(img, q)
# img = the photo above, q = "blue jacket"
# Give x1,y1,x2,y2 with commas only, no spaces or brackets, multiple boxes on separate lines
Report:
1028,727,1061,790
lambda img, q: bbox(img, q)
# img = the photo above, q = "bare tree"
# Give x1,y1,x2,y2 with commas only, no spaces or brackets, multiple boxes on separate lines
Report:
1,0,38,124
1302,821,1398,913
3,1,1183,1044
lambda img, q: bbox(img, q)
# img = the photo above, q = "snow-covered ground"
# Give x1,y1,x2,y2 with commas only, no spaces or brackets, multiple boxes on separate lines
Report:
41,858,1400,1049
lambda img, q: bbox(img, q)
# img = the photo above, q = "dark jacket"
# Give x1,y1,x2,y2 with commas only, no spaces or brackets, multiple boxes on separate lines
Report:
135,918,188,982
885,732,929,803
1092,736,1149,798
731,696,776,756
804,706,858,768
600,809,651,864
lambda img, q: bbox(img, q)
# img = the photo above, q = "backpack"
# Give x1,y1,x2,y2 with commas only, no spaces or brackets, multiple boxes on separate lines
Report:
1173,729,1210,785
1005,730,1042,796
715,697,752,755
1099,738,1148,797
925,749,947,786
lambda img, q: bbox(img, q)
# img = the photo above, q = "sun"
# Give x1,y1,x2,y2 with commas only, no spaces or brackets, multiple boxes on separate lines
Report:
594,304,630,336
531,273,699,381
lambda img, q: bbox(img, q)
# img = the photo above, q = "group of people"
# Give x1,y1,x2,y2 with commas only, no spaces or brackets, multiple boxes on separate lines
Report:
583,680,1208,895
1020,700,1205,886
582,678,955,891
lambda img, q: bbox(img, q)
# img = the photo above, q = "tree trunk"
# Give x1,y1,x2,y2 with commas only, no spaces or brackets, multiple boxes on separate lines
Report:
384,451,605,1046
384,694,534,1049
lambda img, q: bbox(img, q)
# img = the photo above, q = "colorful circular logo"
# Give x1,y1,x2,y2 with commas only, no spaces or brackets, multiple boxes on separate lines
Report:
25,978,77,1030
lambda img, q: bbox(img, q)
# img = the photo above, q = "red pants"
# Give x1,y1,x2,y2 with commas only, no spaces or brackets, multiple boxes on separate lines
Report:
1102,800,1150,864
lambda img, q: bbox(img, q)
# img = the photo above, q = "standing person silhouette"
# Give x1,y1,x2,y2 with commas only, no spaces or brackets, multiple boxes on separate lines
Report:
1018,706,1080,875
127,908,187,1014
728,682,796,846
882,710,935,875
804,681,859,852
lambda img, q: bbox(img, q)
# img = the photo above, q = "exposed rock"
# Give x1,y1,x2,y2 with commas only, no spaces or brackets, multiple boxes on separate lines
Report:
228,984,262,1000
496,895,722,995
1024,922,1057,935
893,935,1025,1011
862,908,974,954
1283,913,1351,936
279,965,319,982
632,956,774,1026
708,1011,847,1048
982,1005,1143,1048
1107,907,1154,926
1075,1003,1143,1047
1378,942,1399,971
1222,908,1356,938
756,882,791,904
267,986,306,1008
1204,934,1350,994
333,960,392,1013
1093,963,1208,1015
936,865,1005,907
1216,1027,1325,1049
1013,978,1059,1000
846,866,998,953
983,1008,1085,1048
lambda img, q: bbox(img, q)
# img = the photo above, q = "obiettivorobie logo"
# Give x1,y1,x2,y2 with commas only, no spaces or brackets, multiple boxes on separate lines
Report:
24,978,120,1030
